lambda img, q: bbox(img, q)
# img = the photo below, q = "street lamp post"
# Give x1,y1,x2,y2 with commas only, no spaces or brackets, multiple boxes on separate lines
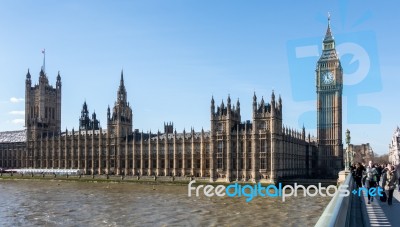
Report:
345,129,351,171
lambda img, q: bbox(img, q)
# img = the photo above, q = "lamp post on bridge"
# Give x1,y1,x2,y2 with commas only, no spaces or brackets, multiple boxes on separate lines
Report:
345,129,351,171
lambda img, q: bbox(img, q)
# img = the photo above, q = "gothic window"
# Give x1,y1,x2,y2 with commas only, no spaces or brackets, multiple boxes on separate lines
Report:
217,158,222,169
260,158,266,169
217,141,223,169
217,141,223,153
218,123,224,132
260,140,267,170
260,140,267,153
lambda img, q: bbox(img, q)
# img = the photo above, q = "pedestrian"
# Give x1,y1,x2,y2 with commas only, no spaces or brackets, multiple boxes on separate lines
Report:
382,164,398,206
396,164,400,192
375,164,383,184
365,160,378,204
354,163,364,189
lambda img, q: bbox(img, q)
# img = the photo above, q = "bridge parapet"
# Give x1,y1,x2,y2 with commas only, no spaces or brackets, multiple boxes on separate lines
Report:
315,171,355,227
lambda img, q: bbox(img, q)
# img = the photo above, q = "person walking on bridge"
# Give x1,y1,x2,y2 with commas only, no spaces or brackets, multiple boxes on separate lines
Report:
365,161,378,204
382,164,398,206
354,163,364,189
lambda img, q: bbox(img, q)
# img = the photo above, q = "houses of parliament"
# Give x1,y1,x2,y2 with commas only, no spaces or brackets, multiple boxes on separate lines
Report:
0,18,344,182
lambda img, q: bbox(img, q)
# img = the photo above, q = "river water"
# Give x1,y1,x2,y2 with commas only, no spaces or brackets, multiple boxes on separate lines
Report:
0,180,330,226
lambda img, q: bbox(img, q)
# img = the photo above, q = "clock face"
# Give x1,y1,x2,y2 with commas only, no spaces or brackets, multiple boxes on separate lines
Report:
322,71,334,84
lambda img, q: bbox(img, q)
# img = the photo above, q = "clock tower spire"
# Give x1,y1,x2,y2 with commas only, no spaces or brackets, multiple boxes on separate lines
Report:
316,14,344,176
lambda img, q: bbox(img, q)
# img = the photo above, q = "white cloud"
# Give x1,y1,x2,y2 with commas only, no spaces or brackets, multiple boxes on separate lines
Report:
11,119,24,124
9,110,25,115
10,97,24,103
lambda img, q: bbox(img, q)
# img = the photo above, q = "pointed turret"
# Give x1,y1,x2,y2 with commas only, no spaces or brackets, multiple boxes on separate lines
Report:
120,69,124,87
26,69,31,87
83,101,88,110
39,68,49,85
79,100,92,130
236,98,240,116
253,92,257,112
278,95,282,110
117,69,127,103
26,69,31,80
271,90,276,114
56,71,62,88
211,96,215,115
271,90,275,103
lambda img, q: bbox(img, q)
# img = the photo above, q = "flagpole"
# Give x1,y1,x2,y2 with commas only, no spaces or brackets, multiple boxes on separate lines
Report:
42,49,46,73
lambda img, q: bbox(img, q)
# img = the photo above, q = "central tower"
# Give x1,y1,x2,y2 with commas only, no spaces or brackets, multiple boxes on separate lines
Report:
316,15,343,175
107,70,133,138
25,68,62,140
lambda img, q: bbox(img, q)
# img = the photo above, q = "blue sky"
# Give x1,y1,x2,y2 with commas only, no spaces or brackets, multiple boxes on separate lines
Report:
0,0,399,155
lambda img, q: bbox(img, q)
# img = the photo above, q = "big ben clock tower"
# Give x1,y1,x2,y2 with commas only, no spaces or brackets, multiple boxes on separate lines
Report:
316,15,343,175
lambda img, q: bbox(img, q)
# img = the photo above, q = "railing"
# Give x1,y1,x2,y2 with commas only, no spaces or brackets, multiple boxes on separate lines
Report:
315,172,354,227
5,168,82,175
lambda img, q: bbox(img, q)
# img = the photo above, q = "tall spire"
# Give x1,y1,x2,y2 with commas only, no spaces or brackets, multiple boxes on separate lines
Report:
324,12,333,43
117,70,127,103
26,69,31,79
120,69,124,87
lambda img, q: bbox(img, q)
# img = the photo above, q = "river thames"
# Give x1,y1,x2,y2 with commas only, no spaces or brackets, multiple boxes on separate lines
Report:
0,180,330,226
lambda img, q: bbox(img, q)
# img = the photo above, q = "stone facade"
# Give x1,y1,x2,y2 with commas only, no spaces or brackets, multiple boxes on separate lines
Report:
0,18,343,182
346,143,375,165
0,74,317,183
388,127,400,165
